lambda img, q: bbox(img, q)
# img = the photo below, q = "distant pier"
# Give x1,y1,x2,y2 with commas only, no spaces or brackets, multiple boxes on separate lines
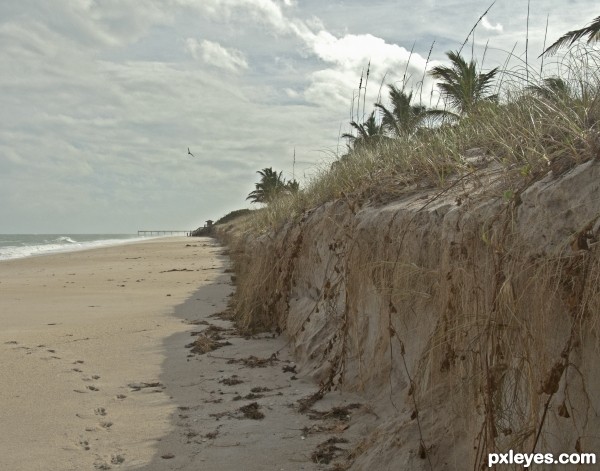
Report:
137,230,192,236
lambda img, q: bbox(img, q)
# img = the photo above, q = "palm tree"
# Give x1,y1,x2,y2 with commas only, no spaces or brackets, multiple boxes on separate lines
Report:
246,167,287,203
342,111,385,149
541,16,600,56
429,50,499,118
526,77,571,101
375,85,427,137
286,179,300,194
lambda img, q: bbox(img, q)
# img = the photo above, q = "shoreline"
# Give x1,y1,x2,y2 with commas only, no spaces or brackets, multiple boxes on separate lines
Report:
0,234,176,263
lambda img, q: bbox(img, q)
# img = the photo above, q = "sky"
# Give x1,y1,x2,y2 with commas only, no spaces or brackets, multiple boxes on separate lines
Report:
0,0,597,233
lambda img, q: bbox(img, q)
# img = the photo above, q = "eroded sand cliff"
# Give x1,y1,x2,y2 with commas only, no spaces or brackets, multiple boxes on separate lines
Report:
220,159,600,470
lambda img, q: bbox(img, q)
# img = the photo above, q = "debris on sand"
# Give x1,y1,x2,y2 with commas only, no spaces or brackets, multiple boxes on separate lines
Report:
128,381,164,391
307,404,362,421
238,402,265,420
219,375,244,386
209,401,265,421
209,309,235,321
226,353,279,368
297,391,324,412
311,437,349,464
186,334,231,355
302,422,350,436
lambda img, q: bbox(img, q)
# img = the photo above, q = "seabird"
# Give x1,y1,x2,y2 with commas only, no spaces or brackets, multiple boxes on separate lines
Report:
188,147,195,157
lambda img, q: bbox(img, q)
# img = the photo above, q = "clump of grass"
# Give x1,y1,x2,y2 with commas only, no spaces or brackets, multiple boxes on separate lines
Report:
215,208,254,225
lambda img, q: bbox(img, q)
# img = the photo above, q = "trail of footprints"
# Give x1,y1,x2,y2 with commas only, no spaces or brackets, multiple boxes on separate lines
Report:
4,340,126,470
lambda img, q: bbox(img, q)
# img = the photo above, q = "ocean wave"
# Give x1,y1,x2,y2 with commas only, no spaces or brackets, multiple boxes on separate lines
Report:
53,236,77,244
0,234,163,261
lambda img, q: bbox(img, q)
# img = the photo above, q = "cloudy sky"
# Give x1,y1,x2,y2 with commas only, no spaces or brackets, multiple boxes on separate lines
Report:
0,0,597,233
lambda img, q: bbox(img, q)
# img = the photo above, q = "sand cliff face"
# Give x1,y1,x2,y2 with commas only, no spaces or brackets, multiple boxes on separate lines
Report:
221,160,600,470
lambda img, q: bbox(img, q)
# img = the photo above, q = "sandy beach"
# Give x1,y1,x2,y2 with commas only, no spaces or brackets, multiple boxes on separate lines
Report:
0,237,363,470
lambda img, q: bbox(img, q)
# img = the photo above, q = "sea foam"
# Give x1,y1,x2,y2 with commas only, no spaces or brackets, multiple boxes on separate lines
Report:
0,234,163,261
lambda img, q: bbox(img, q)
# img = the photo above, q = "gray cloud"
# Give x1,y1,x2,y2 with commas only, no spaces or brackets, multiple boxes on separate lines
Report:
186,39,249,72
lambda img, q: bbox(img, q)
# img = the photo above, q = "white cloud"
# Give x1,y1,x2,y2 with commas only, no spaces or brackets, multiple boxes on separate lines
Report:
186,38,248,72
295,29,437,111
184,0,436,110
177,0,290,33
481,16,503,33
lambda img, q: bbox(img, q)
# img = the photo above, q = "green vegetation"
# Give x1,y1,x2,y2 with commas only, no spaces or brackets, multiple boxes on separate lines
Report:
215,208,254,226
429,50,498,118
341,111,386,150
375,85,427,137
542,15,600,56
235,18,600,233
246,167,299,204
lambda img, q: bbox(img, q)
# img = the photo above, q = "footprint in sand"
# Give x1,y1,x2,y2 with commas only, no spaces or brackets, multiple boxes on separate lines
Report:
87,385,100,392
95,407,107,416
78,439,91,451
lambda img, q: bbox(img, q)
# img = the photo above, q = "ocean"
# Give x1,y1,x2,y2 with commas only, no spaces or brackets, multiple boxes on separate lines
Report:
0,234,160,261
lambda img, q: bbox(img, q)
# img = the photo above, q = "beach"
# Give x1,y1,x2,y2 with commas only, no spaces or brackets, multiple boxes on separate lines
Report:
0,237,361,470
0,237,225,469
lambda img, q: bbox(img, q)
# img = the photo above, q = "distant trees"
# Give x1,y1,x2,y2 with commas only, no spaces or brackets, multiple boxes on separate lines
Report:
341,111,385,149
342,86,429,149
246,167,299,204
375,85,427,137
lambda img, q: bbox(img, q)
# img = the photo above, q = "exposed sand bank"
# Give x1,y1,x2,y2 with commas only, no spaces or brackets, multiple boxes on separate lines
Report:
0,237,363,470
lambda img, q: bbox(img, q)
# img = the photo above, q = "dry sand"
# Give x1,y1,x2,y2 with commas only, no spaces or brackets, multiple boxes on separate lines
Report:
0,237,363,471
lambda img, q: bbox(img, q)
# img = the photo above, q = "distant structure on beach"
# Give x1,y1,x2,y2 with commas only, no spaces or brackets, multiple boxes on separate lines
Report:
191,220,214,237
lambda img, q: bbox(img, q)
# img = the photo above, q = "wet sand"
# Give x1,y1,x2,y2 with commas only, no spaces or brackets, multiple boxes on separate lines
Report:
0,237,363,470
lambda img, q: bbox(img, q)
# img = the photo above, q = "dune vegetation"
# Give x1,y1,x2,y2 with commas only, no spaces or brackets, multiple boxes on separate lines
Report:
235,30,600,234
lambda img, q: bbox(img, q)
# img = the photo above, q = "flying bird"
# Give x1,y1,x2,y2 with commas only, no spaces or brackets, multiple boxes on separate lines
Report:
188,147,195,158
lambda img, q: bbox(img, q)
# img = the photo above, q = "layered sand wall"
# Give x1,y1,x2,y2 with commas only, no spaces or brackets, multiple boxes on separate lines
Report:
220,160,600,470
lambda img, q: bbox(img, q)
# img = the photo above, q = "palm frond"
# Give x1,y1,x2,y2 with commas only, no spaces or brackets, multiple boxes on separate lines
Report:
541,15,600,56
430,51,498,115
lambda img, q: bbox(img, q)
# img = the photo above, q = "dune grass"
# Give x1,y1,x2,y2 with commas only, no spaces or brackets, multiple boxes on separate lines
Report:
243,45,600,234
